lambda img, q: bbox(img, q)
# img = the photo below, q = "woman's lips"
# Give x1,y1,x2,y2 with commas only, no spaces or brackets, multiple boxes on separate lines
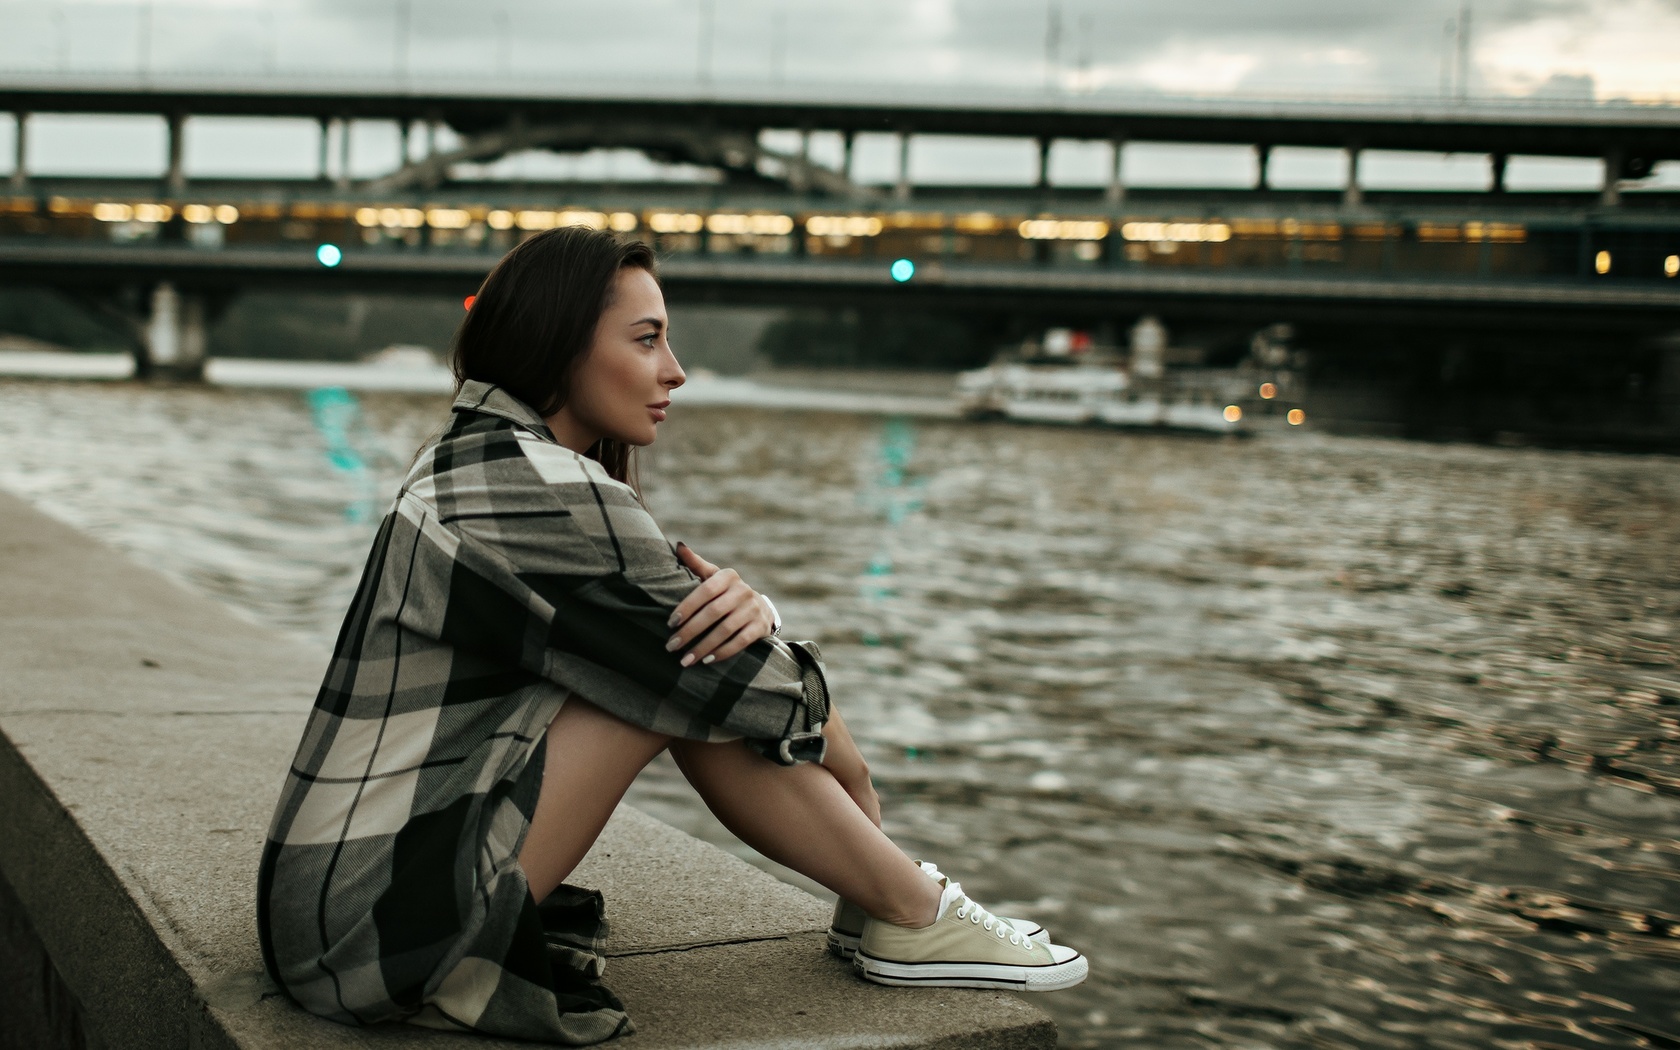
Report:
648,401,670,422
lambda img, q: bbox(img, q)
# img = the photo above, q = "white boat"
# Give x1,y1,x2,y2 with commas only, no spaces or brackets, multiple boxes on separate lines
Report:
957,324,1253,434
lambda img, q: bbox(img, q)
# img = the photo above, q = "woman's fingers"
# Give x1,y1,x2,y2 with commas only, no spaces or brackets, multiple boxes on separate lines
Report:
675,542,718,579
680,603,767,666
668,566,737,630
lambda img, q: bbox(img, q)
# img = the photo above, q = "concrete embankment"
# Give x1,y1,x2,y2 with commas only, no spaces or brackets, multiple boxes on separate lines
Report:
0,491,1053,1050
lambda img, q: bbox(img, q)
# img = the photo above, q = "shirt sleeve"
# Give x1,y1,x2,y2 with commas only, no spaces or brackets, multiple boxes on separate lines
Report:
411,434,829,765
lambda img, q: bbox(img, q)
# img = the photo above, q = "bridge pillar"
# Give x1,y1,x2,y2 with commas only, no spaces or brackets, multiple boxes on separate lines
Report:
316,116,331,181
1342,144,1363,207
165,112,185,195
790,127,811,194
141,283,208,380
336,117,352,190
1602,149,1622,207
1255,143,1272,191
1490,152,1508,194
895,130,912,201
1036,137,1052,191
9,112,26,190
1105,137,1125,206
841,130,855,185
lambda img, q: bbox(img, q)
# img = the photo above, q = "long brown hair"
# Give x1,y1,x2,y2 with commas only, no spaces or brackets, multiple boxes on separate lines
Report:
450,226,658,486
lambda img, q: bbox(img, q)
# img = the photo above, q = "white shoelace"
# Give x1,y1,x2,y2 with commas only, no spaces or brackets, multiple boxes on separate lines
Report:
948,882,1025,947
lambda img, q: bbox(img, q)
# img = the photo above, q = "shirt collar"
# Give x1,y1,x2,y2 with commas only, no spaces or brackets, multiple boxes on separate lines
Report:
453,379,555,441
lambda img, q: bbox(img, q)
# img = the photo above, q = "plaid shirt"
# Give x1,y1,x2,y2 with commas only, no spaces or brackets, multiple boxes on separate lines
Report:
257,380,830,1043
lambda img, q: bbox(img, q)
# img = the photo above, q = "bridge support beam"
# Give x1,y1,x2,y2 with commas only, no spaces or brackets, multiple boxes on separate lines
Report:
336,117,351,190
1255,143,1272,191
1490,152,1508,194
165,113,185,195
140,282,208,380
1036,137,1052,191
1105,137,1125,206
1343,144,1363,207
841,131,855,185
316,117,330,181
9,112,26,191
895,130,912,201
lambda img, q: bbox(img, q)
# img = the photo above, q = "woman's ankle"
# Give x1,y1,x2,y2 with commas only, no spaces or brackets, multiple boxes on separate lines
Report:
875,875,942,929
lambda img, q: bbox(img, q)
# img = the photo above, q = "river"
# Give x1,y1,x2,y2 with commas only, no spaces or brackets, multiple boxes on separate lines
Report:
1,377,1676,1049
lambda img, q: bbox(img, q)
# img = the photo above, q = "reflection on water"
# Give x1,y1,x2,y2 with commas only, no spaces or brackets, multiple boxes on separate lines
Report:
1,379,1677,1049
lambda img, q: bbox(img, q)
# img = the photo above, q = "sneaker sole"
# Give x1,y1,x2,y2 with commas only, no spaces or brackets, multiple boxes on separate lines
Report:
853,950,1088,991
828,929,862,959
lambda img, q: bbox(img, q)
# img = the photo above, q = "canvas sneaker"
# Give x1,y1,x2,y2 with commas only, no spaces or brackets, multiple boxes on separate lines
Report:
853,876,1087,991
826,862,1049,959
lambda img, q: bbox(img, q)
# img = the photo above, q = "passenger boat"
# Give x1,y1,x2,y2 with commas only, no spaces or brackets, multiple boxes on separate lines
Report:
955,320,1304,434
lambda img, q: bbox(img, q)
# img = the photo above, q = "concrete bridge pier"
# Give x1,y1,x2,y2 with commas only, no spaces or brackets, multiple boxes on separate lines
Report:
139,282,209,379
1256,143,1273,191
9,111,25,190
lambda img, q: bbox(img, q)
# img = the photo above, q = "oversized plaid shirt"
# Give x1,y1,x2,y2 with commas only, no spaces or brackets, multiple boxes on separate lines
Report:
257,380,830,1043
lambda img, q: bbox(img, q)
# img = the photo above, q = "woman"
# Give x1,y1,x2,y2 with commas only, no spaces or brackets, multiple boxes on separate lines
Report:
257,226,1086,1044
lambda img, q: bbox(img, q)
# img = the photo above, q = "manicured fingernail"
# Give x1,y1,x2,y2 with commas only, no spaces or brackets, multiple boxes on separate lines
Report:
667,611,682,628
680,653,696,667
701,654,716,665
665,636,682,651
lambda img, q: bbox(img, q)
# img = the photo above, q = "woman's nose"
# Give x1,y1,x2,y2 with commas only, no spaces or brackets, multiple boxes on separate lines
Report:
663,349,686,389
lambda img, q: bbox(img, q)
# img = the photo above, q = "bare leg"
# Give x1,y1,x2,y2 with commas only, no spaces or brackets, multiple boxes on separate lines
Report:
669,739,941,928
519,697,673,902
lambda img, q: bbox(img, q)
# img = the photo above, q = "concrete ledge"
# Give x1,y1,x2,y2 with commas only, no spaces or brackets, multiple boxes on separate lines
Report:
0,491,1054,1049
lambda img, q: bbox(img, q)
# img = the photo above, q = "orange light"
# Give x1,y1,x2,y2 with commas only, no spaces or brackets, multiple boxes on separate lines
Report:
463,295,476,311
1287,408,1305,425
1258,382,1277,399
1223,405,1243,423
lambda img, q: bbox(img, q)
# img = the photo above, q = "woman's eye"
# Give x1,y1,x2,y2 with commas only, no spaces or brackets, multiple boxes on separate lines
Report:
640,334,658,347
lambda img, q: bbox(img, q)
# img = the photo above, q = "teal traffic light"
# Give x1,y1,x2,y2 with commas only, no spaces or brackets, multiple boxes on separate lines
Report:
890,258,915,282
316,243,343,267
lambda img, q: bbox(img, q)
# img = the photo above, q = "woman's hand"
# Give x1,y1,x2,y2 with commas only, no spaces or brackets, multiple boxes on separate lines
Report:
666,543,778,667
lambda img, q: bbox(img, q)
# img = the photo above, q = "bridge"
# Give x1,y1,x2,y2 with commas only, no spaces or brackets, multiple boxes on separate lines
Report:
1,76,1678,374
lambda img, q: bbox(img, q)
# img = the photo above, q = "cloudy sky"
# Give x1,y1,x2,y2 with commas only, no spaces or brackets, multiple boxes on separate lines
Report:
1,0,1677,187
2,0,1676,99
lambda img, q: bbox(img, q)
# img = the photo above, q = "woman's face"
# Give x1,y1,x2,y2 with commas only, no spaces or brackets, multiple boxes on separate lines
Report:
546,266,685,452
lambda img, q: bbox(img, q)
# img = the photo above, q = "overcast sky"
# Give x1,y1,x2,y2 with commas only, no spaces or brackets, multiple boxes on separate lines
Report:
1,0,1677,187
2,0,1677,99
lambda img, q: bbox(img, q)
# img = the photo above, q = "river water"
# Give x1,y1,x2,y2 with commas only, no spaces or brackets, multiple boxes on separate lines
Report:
1,378,1676,1049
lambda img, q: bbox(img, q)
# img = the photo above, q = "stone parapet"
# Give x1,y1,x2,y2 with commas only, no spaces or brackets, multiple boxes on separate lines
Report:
0,491,1054,1050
